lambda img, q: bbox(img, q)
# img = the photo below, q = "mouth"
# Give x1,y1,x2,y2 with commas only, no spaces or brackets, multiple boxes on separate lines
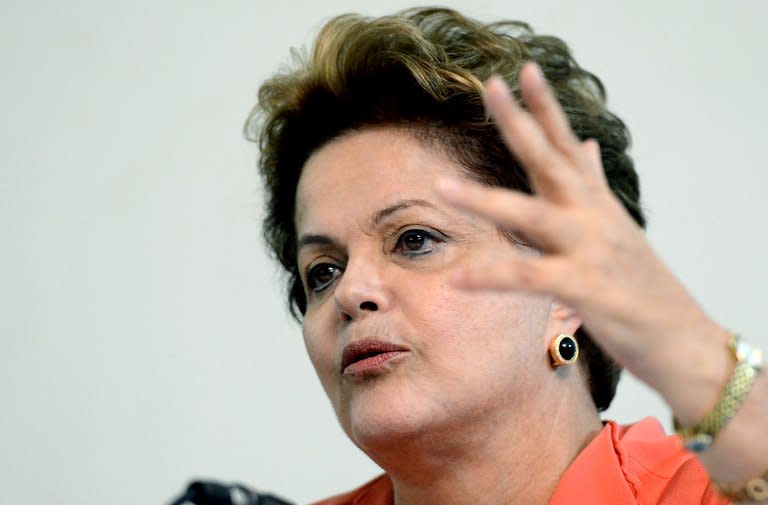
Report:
340,339,409,375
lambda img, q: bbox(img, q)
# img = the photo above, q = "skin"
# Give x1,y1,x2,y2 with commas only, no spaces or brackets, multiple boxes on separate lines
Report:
295,127,602,505
434,63,768,502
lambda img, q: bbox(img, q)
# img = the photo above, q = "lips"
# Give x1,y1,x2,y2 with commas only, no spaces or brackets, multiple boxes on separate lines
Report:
341,339,409,375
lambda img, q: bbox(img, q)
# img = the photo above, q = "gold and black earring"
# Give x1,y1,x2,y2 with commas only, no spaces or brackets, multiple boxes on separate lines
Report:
549,333,579,367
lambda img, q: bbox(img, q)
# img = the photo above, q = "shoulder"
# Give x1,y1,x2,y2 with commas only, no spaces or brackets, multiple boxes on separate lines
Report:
308,474,392,505
550,417,730,505
612,418,731,505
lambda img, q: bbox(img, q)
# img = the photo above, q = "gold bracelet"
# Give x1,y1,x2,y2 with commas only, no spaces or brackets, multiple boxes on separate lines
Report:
673,335,764,453
713,468,768,502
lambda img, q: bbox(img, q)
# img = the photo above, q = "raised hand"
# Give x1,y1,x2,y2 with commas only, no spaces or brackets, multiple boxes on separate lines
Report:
435,63,730,417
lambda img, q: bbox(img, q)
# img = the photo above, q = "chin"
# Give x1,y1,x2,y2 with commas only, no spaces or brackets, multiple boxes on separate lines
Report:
338,381,430,451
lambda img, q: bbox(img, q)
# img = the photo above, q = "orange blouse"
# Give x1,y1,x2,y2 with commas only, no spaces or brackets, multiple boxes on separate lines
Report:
310,418,730,505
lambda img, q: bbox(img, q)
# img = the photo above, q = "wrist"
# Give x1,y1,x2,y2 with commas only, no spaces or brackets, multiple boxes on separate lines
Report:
674,334,763,453
647,319,733,425
699,369,768,492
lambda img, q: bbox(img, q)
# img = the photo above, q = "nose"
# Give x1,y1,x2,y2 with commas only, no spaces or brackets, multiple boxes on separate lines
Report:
333,255,391,321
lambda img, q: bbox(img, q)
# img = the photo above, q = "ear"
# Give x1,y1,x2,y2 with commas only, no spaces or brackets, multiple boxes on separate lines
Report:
545,300,583,338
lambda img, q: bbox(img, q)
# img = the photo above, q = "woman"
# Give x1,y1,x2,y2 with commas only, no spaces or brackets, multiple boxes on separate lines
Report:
245,8,768,505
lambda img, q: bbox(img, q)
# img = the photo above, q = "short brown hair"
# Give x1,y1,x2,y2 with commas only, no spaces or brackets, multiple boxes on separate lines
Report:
245,7,644,412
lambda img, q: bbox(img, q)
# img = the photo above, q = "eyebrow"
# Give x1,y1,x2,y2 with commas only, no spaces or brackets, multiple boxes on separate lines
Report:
296,233,339,253
296,199,439,253
370,199,438,227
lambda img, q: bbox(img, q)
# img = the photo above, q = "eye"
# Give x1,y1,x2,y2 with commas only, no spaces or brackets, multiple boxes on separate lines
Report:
306,263,342,293
394,229,443,256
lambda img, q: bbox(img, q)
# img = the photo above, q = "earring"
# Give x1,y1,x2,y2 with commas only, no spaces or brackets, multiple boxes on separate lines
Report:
549,334,579,367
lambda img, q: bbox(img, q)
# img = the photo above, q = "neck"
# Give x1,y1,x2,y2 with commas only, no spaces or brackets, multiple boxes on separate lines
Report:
363,380,602,505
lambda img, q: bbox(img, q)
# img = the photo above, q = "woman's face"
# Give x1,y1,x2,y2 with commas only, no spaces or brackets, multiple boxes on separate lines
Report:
294,127,570,450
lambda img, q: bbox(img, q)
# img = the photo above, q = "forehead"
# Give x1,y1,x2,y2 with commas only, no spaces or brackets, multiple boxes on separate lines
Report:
294,127,464,231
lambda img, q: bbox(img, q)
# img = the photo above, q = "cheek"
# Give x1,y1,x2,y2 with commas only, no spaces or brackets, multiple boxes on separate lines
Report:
301,311,337,386
409,285,551,360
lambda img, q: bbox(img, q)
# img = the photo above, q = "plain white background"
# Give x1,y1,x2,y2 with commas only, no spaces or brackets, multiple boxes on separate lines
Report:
1,1,766,504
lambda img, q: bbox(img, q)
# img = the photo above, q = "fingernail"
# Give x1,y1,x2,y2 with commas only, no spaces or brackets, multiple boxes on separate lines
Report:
527,62,544,82
485,74,506,88
436,178,463,198
484,75,511,97
449,268,467,287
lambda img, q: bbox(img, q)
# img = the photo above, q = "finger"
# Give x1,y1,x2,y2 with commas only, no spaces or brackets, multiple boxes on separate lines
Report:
435,178,576,251
483,76,579,200
450,255,579,300
518,62,583,160
581,139,607,185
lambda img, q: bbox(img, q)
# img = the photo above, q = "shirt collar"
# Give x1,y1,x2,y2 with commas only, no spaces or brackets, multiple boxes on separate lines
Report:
547,420,639,505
